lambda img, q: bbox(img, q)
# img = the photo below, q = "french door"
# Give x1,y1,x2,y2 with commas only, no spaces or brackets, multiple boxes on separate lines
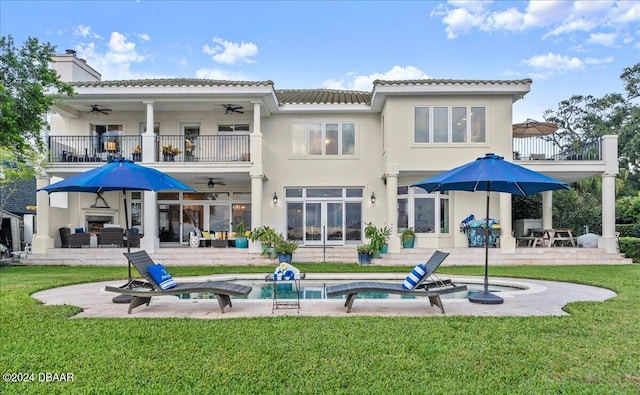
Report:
305,202,344,246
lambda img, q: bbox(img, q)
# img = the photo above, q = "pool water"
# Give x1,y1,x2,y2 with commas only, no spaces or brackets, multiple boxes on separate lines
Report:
176,280,525,301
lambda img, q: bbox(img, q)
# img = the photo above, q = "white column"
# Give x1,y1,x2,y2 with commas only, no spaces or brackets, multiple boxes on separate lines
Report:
249,175,263,253
598,135,619,252
140,191,159,252
499,192,515,252
142,101,155,162
250,101,263,165
139,101,159,251
385,169,400,253
599,174,617,252
32,176,54,253
542,191,553,229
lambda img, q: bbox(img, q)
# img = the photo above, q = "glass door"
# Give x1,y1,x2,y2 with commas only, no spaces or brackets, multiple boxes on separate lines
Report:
304,202,344,245
182,204,204,243
159,204,181,244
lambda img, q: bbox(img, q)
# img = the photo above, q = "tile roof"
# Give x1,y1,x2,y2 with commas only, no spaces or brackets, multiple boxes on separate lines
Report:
275,89,372,105
71,78,275,88
373,78,533,86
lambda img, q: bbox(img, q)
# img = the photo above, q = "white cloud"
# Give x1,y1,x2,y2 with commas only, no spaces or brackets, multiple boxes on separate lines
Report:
587,32,617,47
137,33,150,42
74,32,147,80
522,52,584,70
72,25,101,39
323,65,431,91
203,37,258,65
435,1,639,40
584,56,614,65
195,68,252,81
521,52,585,79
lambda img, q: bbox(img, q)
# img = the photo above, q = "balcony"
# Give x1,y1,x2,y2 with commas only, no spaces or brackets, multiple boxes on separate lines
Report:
512,136,600,161
48,135,251,163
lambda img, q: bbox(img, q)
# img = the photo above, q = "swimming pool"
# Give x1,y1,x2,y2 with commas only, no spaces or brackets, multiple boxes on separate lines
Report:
176,279,527,301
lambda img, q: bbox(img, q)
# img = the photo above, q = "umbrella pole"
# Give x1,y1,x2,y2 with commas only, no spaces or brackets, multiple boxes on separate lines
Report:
468,184,503,305
113,188,133,304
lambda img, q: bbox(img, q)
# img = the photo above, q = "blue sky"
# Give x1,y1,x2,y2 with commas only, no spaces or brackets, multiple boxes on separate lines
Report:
2,0,639,122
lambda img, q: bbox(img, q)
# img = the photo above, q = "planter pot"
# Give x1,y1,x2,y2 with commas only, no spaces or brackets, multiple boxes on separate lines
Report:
163,154,175,162
265,247,277,259
235,237,248,248
402,237,415,249
372,250,381,259
358,253,372,265
277,252,293,263
380,244,388,254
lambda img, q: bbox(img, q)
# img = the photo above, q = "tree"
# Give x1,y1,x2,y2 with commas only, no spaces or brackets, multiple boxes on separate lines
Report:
0,35,74,156
544,63,640,172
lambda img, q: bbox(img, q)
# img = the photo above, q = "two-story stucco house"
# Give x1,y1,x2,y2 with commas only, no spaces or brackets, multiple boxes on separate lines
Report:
30,51,620,259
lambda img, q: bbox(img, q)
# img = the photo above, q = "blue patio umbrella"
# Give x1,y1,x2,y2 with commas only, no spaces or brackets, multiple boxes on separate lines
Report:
39,158,194,299
412,153,569,304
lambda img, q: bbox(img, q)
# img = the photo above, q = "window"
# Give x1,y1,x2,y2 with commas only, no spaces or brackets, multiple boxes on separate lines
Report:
91,123,123,153
414,106,486,143
291,122,357,157
397,186,449,234
138,122,160,134
219,124,250,132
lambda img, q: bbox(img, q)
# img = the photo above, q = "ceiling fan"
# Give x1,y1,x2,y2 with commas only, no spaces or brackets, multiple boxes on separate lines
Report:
222,104,243,114
88,105,112,115
195,178,226,189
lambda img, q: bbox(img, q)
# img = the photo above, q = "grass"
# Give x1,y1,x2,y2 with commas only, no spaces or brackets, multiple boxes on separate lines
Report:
1,263,640,394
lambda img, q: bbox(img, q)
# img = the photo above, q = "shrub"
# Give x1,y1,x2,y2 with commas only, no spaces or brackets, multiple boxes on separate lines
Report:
619,237,640,263
616,223,640,238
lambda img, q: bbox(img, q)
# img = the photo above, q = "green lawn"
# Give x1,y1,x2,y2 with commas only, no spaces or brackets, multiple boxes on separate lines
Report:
1,264,639,394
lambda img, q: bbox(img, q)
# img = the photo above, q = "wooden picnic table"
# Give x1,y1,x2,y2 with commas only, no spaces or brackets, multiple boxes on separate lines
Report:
518,228,576,248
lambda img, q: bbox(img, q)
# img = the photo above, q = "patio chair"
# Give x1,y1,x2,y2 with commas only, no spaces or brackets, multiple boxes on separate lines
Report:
59,227,91,248
326,250,466,314
104,250,252,314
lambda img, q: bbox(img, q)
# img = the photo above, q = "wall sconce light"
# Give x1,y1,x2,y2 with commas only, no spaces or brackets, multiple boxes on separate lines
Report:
273,192,278,205
370,192,376,204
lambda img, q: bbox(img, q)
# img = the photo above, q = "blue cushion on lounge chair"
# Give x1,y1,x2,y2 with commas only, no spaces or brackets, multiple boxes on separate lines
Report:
403,263,427,290
147,263,178,290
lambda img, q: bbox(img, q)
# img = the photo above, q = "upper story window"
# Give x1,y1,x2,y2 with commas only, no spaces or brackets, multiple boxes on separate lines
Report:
291,122,356,157
91,123,123,153
414,106,486,143
219,124,250,133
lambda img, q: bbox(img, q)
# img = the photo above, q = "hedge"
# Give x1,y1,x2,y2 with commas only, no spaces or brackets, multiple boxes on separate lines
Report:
619,237,640,263
616,223,640,238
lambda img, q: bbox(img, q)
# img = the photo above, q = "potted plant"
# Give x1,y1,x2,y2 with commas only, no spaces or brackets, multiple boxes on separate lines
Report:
234,221,248,248
250,226,279,258
364,223,390,258
275,238,298,263
162,144,182,161
378,225,392,253
356,244,373,264
132,145,142,161
401,227,416,249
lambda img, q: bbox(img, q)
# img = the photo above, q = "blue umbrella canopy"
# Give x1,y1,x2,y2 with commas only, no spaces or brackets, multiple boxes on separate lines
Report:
39,158,194,292
412,153,569,195
39,158,194,194
412,153,569,305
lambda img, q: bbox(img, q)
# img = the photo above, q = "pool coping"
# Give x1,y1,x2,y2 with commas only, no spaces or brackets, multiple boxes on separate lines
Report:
32,274,616,319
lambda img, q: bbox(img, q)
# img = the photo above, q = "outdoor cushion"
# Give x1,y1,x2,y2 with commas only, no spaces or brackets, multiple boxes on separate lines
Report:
403,263,427,290
146,263,178,290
